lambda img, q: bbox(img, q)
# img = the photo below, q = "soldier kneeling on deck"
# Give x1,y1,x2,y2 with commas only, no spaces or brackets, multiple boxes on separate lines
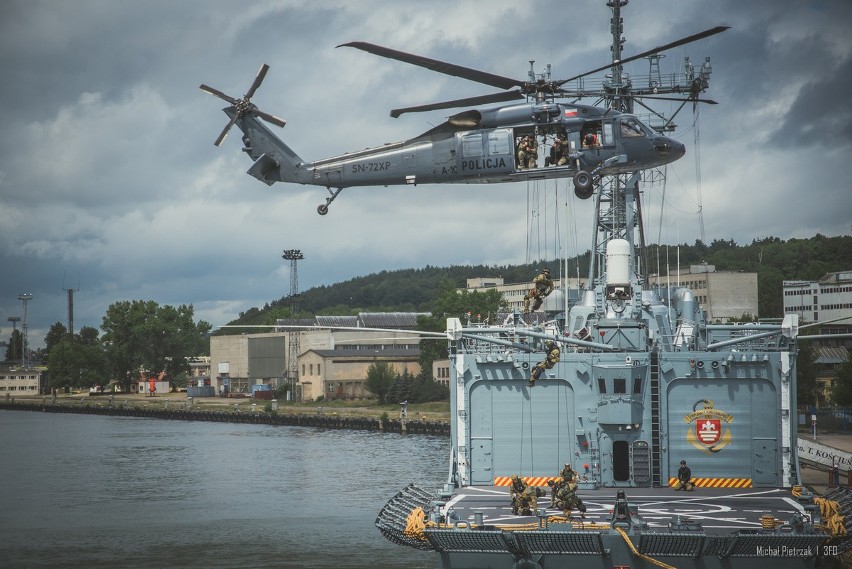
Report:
674,459,695,491
513,485,545,516
546,479,561,508
554,478,586,518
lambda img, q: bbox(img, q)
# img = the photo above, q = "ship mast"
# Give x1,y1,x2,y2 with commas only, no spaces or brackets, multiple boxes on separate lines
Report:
579,0,715,310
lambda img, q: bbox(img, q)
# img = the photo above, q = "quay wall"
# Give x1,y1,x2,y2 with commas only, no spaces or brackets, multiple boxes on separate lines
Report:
0,400,450,436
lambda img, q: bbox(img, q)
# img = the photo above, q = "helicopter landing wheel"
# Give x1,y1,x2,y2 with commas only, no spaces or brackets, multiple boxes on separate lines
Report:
573,170,594,199
317,204,329,215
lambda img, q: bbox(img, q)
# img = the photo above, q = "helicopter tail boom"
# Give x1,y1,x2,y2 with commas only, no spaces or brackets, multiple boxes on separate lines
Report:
229,109,309,187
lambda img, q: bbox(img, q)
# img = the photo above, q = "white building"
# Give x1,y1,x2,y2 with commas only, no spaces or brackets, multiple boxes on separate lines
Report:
647,264,758,322
0,365,41,395
783,270,852,327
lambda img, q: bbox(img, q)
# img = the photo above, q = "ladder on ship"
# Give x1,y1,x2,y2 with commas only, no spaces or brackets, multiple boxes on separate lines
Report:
650,351,662,487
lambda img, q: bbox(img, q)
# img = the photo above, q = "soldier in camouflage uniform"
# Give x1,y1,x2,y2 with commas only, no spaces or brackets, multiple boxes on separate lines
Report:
555,479,587,518
530,340,560,386
546,479,562,508
517,135,538,169
509,474,527,514
515,485,543,516
523,267,554,313
546,132,570,166
560,463,577,484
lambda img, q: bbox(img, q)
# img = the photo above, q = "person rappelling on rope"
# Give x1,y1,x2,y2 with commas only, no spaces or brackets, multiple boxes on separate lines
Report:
529,340,560,386
523,267,553,313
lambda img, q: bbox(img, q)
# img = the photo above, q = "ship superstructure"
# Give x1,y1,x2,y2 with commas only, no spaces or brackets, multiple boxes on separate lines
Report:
374,173,850,568
374,154,848,569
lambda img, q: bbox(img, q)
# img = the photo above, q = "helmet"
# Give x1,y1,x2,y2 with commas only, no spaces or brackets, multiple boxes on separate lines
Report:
511,474,519,481
545,340,555,349
680,460,686,465
542,267,550,274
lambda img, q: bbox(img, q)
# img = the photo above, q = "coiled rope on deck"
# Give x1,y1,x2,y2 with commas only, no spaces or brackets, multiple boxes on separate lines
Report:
792,485,847,537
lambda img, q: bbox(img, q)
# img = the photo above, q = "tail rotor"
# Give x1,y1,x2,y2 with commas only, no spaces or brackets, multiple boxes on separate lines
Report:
200,63,287,146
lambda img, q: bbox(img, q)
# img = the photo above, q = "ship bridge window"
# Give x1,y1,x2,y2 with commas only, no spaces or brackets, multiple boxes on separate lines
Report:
462,133,483,157
633,376,642,394
597,377,607,394
613,378,626,394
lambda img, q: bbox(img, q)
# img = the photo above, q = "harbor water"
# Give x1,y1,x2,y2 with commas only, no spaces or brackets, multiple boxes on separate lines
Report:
0,410,450,569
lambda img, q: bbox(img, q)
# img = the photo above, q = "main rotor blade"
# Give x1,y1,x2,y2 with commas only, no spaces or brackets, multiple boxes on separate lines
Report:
245,63,270,98
253,108,287,128
339,41,523,91
557,25,730,86
391,90,525,118
199,84,237,105
636,94,718,104
214,113,238,146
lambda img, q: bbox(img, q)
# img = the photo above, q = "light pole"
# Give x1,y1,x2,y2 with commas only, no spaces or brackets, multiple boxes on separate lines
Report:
17,294,33,368
282,249,304,401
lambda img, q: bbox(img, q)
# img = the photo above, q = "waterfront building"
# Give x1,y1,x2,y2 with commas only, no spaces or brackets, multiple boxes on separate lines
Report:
209,312,428,401
784,270,852,406
0,364,41,395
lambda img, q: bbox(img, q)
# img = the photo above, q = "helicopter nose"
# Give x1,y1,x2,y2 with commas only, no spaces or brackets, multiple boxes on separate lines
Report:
654,137,685,161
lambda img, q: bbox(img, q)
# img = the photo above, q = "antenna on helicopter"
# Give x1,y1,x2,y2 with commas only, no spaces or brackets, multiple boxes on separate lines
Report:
200,63,287,146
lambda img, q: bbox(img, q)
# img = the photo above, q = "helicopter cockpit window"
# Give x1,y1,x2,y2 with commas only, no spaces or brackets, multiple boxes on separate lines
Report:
462,133,483,157
602,122,613,146
620,117,646,138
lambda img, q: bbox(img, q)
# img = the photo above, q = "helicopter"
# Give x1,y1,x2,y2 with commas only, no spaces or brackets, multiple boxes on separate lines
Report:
200,25,727,215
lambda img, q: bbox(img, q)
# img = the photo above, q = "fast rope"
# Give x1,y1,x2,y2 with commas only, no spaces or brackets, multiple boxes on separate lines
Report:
614,526,676,569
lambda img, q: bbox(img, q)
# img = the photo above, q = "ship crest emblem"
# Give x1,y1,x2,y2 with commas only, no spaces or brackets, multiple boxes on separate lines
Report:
684,400,733,454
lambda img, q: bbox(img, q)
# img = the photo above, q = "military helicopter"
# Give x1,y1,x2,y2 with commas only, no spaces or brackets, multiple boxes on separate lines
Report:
200,26,727,215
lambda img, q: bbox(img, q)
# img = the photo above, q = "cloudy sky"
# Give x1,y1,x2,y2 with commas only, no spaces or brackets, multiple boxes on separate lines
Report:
1,0,850,349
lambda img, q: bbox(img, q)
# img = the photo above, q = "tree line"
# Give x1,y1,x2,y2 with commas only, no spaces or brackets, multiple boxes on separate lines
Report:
29,301,211,393
221,234,852,329
5,233,849,403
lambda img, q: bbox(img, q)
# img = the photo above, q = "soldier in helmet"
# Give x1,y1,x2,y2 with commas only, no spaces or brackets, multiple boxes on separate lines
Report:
530,339,560,386
560,463,577,485
517,135,538,169
509,475,527,514
523,267,554,313
546,478,562,508
555,479,586,518
515,485,545,516
546,131,570,167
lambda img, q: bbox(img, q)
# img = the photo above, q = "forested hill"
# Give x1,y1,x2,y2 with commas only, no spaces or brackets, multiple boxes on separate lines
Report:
224,234,852,330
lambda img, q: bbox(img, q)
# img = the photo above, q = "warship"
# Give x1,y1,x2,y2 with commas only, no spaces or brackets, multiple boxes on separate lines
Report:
374,4,851,568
